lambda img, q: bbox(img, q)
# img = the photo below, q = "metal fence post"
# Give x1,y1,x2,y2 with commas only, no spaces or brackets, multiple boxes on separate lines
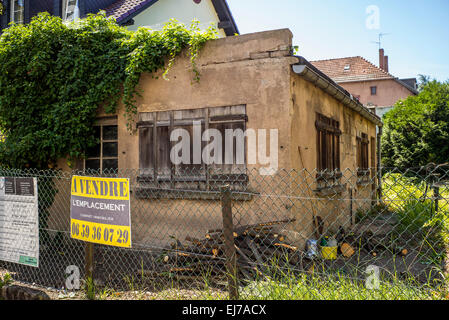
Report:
220,185,239,300
433,185,440,213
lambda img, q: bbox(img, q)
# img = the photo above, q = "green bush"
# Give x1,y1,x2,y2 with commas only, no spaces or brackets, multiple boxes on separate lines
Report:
382,81,449,170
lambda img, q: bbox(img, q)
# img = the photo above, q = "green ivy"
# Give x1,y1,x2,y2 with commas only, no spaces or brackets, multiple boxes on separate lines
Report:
0,12,217,169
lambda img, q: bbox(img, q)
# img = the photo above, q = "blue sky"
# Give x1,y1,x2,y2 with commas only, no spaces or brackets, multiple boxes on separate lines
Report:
226,0,449,82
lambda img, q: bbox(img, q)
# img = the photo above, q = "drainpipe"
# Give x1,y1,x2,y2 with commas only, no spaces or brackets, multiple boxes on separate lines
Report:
377,126,383,204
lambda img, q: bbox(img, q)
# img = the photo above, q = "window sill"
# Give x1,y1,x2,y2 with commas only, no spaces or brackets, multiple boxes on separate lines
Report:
356,178,372,187
137,174,249,184
133,186,256,201
357,169,371,177
316,171,343,182
356,170,372,186
313,184,347,196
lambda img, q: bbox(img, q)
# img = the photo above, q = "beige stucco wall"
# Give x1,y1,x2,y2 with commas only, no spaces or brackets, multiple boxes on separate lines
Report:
340,79,415,108
48,29,379,250
289,75,378,238
127,0,227,38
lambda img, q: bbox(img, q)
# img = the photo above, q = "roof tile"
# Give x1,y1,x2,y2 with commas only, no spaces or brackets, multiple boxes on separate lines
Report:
310,56,394,83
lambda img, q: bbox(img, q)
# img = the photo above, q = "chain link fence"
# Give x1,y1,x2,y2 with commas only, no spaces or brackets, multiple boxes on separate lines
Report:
0,165,448,300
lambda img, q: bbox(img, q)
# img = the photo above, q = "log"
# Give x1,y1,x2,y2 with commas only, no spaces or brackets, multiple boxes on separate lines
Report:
340,243,355,258
274,243,298,251
207,219,296,237
170,267,194,273
245,238,265,267
185,237,224,250
205,232,224,242
236,219,296,236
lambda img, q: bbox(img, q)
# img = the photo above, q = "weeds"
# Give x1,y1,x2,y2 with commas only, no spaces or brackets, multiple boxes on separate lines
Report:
0,273,12,290
84,277,96,300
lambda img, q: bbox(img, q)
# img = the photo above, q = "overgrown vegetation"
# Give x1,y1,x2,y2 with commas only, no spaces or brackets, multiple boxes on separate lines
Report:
382,80,449,170
0,12,217,170
0,272,12,290
239,274,445,300
382,173,449,266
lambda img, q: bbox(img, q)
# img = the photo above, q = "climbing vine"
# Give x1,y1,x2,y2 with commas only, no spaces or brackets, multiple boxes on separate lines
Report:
0,12,217,169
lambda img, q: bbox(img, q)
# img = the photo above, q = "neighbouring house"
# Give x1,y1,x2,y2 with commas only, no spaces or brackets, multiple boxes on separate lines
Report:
311,49,418,119
47,29,382,249
0,0,238,37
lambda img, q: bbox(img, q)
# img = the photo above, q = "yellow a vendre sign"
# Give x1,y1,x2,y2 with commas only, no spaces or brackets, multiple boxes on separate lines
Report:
70,176,132,248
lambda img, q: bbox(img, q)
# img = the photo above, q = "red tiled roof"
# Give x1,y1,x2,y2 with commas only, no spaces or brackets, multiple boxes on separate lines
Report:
310,56,395,83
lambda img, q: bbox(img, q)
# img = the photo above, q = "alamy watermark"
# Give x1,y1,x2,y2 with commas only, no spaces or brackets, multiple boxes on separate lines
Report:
65,265,80,290
170,121,279,176
365,265,380,290
366,5,380,30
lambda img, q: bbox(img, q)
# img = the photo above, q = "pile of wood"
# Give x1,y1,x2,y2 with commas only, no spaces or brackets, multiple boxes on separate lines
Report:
161,219,301,280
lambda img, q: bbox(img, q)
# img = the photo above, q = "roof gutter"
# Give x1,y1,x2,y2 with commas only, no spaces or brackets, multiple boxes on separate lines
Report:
292,57,383,127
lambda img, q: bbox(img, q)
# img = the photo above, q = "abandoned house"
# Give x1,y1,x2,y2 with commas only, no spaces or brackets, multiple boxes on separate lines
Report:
0,0,238,37
48,28,383,250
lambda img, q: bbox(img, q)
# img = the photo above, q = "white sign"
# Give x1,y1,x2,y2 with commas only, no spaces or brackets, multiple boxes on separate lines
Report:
0,177,39,267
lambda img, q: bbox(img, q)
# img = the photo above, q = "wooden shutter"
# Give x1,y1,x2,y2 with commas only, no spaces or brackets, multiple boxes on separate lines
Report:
138,113,155,180
138,105,247,187
209,105,247,176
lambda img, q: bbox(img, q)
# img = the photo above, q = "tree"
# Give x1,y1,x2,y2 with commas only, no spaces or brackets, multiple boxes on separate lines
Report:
417,74,431,92
382,80,449,170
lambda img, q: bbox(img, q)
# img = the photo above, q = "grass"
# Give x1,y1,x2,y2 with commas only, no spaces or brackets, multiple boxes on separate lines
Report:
382,173,449,213
381,173,449,265
238,273,447,300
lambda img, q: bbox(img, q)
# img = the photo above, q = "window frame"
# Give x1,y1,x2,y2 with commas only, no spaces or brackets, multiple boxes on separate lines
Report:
137,105,248,190
10,0,24,25
356,132,370,173
84,117,118,174
315,113,341,175
62,0,78,21
370,86,377,96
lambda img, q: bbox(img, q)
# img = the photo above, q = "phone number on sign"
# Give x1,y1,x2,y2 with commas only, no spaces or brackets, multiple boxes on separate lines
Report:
71,220,131,247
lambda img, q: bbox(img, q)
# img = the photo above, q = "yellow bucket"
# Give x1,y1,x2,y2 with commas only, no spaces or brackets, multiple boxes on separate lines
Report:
321,246,338,260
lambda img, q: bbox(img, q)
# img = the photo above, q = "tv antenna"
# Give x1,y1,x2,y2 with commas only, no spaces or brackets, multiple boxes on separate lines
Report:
372,33,391,50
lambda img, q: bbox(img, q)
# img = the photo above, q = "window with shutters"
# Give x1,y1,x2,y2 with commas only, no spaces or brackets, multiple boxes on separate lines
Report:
315,113,342,192
84,117,118,174
356,132,371,185
10,0,24,24
356,132,369,172
137,105,248,192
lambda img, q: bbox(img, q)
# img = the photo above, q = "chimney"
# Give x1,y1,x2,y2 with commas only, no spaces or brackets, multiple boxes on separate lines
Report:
379,48,385,70
384,55,389,72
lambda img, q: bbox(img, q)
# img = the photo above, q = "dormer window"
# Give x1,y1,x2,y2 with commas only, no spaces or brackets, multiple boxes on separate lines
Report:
344,65,350,71
62,0,79,21
10,0,24,25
